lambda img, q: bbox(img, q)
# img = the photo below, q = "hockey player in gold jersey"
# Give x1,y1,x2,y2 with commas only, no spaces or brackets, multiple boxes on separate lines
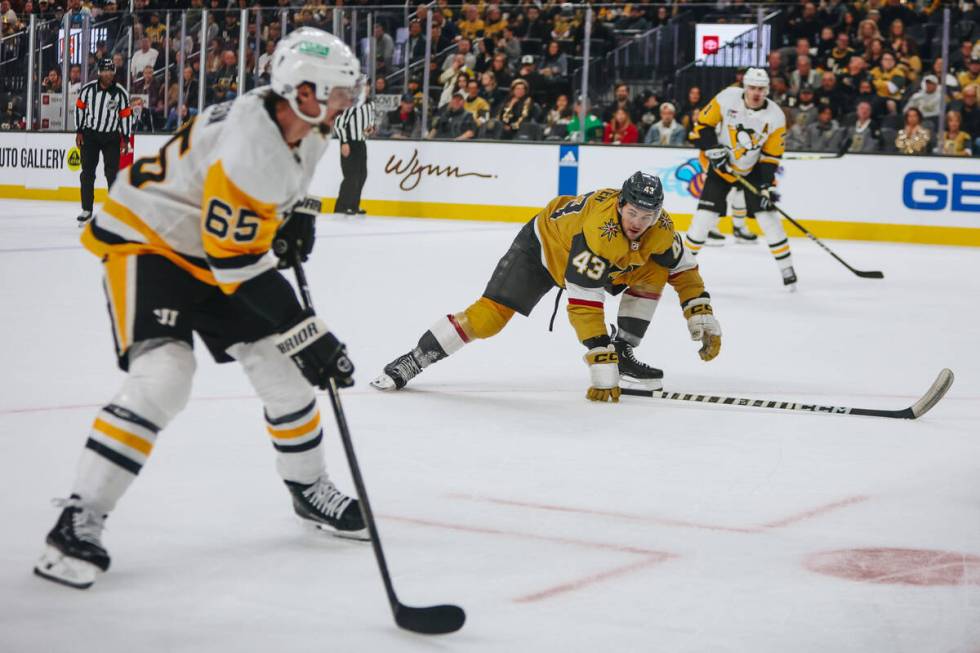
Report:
35,28,369,590
685,68,797,290
371,172,722,402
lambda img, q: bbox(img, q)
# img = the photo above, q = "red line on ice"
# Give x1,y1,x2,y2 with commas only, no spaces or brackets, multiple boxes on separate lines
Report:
513,554,675,603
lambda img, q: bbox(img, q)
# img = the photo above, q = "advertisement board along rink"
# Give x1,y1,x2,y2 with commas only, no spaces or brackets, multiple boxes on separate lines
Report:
0,131,978,245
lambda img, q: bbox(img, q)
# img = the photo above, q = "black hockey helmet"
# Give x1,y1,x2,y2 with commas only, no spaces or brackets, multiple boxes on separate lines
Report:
619,171,664,213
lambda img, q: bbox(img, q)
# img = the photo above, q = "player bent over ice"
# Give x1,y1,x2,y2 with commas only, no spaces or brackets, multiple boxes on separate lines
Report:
684,68,797,290
35,29,369,590
371,172,722,402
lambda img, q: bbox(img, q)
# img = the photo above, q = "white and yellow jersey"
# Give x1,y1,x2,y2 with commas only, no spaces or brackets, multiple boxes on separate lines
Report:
689,86,786,178
82,89,330,294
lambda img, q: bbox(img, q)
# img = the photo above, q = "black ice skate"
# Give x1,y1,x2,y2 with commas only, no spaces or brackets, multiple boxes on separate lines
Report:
782,266,798,292
34,495,109,589
371,350,423,391
76,211,92,227
704,230,727,247
285,476,368,541
614,339,664,391
732,225,758,244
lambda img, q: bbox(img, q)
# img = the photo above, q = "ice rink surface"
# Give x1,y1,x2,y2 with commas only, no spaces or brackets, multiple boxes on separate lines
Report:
1,199,978,653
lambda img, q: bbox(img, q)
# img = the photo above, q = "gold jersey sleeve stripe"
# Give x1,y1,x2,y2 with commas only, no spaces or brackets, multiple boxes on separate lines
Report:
92,418,154,455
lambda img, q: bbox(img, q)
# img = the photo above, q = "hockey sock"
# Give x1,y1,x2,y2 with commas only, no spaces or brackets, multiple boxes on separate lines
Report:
685,210,721,256
265,399,326,484
416,297,515,368
756,210,794,271
616,288,662,346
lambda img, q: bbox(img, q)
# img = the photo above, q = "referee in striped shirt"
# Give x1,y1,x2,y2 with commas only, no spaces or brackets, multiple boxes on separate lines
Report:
334,96,375,216
74,57,132,225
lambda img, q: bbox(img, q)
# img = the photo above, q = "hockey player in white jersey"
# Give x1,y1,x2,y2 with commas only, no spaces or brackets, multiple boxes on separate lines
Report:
35,28,368,590
684,68,797,289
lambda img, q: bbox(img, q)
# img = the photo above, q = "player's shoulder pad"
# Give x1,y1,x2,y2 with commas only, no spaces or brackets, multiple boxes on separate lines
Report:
581,188,625,256
214,94,297,207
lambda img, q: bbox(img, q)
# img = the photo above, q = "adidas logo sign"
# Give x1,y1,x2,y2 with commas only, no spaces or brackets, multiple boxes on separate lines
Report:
559,150,578,167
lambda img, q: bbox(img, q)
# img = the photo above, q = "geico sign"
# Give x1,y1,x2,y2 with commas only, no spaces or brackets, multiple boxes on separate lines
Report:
902,172,980,212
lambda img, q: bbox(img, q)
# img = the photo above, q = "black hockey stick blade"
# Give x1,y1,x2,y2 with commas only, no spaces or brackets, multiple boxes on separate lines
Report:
395,603,467,635
621,368,954,420
853,268,884,279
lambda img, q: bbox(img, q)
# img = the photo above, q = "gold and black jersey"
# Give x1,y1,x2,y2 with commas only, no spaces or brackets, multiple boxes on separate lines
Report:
532,189,707,344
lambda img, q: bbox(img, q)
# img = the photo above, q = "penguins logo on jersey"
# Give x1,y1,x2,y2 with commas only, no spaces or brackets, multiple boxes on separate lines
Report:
728,124,765,159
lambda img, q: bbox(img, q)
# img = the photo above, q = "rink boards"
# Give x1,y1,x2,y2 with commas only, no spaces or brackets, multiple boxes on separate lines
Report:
0,132,977,246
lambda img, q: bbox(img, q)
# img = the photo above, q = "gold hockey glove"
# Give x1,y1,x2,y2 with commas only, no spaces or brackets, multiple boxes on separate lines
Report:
684,299,722,361
584,345,621,402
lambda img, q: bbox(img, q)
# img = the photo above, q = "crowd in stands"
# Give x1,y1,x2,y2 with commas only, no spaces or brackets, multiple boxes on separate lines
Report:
1,0,979,156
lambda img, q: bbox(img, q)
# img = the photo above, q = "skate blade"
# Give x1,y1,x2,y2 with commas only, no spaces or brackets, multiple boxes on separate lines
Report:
34,545,99,589
297,516,370,541
733,237,757,245
620,376,664,392
702,240,726,247
369,373,398,391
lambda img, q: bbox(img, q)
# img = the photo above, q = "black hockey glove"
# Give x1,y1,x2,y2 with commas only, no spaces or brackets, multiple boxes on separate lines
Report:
274,310,355,389
757,184,781,211
273,197,321,270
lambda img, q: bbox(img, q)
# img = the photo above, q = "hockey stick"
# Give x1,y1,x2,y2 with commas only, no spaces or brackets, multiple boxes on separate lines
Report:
621,368,954,419
290,254,466,635
782,136,852,160
734,174,884,279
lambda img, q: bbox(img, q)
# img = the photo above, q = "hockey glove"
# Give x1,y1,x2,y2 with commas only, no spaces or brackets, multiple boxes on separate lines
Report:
274,197,321,270
684,299,722,362
757,184,780,212
275,310,355,389
704,146,731,175
584,345,621,403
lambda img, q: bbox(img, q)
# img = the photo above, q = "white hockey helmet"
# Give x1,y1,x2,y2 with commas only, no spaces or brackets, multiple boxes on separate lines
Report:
743,67,770,91
270,27,363,124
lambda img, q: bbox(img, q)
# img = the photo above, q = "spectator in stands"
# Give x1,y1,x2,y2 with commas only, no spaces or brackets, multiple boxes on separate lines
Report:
540,40,569,80
838,55,870,107
179,65,199,108
379,93,421,139
602,82,635,123
787,2,821,46
497,26,522,67
864,38,886,71
871,51,907,103
643,102,686,147
374,77,388,96
0,94,22,130
133,65,161,117
457,4,485,40
790,54,821,96
257,39,275,84
950,84,980,147
826,32,855,75
473,37,494,73
209,50,238,103
880,0,919,32
792,38,813,70
615,4,650,32
634,91,660,135
770,76,791,106
678,85,704,131
41,68,61,94
895,106,931,154
951,40,976,75
484,5,507,38
958,56,980,94
129,95,153,133
815,26,836,65
480,71,507,115
66,0,91,26
785,112,810,151
0,0,17,28
373,23,395,75
895,38,922,85
544,93,573,139
567,96,604,142
514,5,550,42
787,84,818,127
603,107,638,145
439,54,473,108
145,13,166,49
111,53,125,80
856,19,883,56
430,91,477,140
806,105,844,152
931,57,960,100
428,23,452,55
517,54,548,105
939,109,972,156
463,78,490,126
68,65,82,95
490,52,513,88
905,74,943,124
496,78,534,140
853,77,887,119
130,37,158,81
406,20,425,63
814,71,847,117
845,100,881,152
766,52,786,83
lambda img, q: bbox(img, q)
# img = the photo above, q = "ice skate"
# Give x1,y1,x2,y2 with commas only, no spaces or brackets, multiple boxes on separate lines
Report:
34,495,109,589
614,339,664,391
371,350,424,391
285,476,368,540
76,210,92,227
733,224,758,244
782,266,798,292
704,230,727,247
